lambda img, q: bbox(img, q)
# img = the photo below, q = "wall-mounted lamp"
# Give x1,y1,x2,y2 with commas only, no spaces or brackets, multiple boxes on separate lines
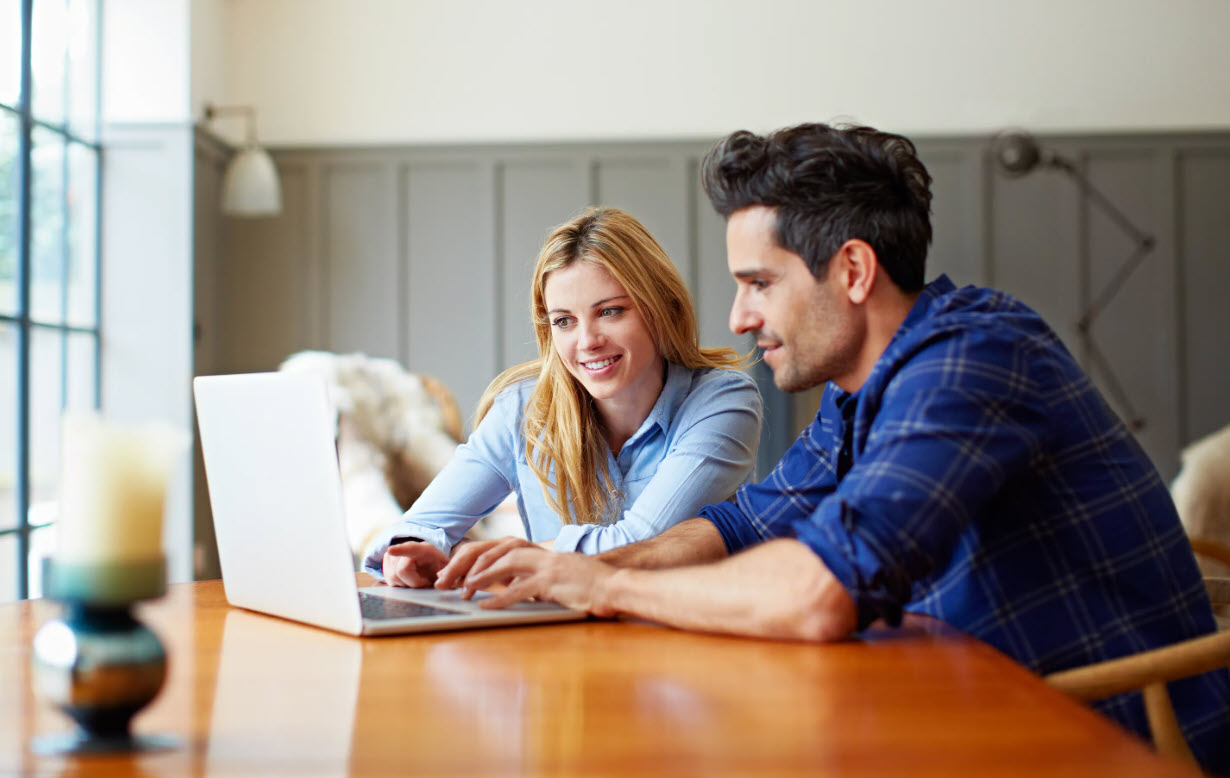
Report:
203,103,282,218
991,129,1156,431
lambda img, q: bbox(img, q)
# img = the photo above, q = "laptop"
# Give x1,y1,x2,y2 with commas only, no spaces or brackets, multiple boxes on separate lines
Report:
193,371,587,636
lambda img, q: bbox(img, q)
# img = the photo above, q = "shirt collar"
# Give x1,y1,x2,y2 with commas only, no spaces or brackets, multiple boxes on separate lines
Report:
829,274,956,410
899,274,956,333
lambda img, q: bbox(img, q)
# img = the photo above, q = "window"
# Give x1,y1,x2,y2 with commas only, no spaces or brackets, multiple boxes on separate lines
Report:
0,0,100,601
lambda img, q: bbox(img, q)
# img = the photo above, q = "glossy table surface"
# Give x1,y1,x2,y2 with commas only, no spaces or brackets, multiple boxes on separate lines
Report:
0,578,1201,776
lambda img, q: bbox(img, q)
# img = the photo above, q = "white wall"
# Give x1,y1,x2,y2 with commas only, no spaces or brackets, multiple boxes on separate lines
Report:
100,1,196,582
191,0,229,123
101,0,190,122
221,0,1230,146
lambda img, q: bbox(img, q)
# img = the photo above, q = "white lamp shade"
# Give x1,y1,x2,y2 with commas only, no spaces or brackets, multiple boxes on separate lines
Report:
220,146,282,217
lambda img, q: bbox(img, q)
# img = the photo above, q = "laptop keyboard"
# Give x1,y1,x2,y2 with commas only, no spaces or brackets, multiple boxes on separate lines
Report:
359,592,461,620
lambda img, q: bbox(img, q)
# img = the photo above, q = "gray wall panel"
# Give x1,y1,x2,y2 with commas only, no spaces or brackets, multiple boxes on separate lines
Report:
220,165,313,372
1085,150,1179,476
989,157,1082,353
594,157,691,284
199,133,1230,482
324,164,398,359
405,163,497,429
1179,149,1230,444
694,171,744,355
920,147,986,286
499,160,587,369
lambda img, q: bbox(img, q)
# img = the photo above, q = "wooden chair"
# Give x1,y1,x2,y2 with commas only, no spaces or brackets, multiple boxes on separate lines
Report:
1045,629,1230,765
1044,544,1230,765
1190,537,1230,570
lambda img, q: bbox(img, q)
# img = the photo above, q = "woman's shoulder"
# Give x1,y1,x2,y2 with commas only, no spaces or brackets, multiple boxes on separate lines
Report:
471,374,538,437
487,375,538,415
674,365,761,415
683,364,758,393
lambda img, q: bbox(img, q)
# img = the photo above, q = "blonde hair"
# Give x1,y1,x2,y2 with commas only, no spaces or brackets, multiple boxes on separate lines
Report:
476,207,747,527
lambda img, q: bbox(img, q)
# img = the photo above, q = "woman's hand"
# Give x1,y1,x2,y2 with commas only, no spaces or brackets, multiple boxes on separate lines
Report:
382,540,449,588
435,536,551,590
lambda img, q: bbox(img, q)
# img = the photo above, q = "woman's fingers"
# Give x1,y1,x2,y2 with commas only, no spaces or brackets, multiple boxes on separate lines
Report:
383,541,448,588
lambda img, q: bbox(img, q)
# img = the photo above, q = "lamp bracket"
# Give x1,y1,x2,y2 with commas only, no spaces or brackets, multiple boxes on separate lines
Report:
202,103,259,145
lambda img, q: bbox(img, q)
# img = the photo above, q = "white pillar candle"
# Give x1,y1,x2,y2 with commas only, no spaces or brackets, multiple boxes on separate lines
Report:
56,414,188,566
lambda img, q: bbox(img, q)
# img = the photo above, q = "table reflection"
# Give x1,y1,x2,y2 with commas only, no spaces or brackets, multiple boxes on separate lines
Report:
205,610,361,773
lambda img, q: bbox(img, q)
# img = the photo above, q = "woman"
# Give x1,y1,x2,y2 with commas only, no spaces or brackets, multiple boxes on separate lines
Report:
363,206,762,587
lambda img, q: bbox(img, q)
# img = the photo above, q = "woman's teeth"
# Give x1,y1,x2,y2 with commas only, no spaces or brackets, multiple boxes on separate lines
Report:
583,357,618,370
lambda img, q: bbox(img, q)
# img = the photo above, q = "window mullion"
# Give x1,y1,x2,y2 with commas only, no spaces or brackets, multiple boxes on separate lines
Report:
15,0,34,600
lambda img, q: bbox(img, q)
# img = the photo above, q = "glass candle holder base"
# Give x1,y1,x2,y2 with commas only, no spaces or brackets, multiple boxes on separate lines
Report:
31,559,174,757
30,731,179,756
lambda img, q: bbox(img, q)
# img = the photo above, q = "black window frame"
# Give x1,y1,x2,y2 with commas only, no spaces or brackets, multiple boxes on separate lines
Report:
1,0,103,600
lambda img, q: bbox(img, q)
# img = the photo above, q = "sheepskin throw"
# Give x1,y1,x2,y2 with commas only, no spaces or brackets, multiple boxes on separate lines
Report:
279,351,463,564
1171,421,1230,579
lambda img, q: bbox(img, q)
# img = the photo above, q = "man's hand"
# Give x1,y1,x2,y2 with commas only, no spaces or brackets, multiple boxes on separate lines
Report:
382,540,449,588
460,549,618,616
434,536,549,590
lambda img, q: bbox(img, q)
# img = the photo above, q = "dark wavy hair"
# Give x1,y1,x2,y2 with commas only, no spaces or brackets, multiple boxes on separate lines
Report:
700,123,933,291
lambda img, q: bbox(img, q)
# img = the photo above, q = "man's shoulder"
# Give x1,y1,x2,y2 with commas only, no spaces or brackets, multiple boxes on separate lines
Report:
869,282,1076,406
908,282,1062,358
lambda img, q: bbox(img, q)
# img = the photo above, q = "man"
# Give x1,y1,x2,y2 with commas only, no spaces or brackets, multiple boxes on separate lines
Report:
453,123,1229,770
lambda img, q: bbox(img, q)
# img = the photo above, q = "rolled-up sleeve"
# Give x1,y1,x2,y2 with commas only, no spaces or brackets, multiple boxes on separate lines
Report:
699,388,843,554
360,389,522,579
552,371,763,554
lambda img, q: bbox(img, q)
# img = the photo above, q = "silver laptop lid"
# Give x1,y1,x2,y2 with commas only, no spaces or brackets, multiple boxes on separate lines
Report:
194,372,363,635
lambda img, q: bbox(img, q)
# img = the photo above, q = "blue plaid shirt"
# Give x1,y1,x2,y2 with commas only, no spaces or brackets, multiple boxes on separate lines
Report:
701,275,1229,773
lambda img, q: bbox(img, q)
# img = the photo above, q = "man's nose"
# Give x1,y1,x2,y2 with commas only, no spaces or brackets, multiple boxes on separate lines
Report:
729,292,761,336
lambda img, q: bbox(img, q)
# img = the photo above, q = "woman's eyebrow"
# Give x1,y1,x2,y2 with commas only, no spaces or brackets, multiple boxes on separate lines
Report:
548,294,630,315
589,295,630,309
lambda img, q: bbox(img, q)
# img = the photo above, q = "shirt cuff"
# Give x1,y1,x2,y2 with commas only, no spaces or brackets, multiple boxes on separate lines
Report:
698,499,762,555
552,524,584,553
790,501,908,630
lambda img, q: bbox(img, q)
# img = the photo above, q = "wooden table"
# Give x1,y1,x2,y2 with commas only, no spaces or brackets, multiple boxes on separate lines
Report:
0,579,1202,776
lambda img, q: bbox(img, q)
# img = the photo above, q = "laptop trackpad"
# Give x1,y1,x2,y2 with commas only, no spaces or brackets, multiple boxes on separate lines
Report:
359,585,573,614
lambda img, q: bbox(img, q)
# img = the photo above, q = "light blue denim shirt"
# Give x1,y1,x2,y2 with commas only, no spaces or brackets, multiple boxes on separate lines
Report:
362,362,761,578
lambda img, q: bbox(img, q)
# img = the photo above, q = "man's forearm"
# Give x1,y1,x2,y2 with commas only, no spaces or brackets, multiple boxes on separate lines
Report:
596,517,729,570
599,538,857,642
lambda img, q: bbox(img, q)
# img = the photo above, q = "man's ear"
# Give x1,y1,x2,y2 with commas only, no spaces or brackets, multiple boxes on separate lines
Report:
835,239,878,304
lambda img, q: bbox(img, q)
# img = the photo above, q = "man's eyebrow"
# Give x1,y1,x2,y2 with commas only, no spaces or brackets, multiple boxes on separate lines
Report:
733,269,770,280
548,295,630,315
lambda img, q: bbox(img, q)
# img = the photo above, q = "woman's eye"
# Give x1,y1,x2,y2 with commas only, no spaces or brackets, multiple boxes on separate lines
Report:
552,316,575,329
600,307,623,318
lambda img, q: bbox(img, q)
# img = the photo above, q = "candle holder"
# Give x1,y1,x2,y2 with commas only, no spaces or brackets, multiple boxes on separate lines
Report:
30,557,179,755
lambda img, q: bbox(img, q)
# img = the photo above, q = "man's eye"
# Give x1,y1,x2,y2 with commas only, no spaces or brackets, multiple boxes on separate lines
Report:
750,279,769,291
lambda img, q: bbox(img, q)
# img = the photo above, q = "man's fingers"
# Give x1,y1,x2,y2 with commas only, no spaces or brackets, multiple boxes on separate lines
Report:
436,543,485,589
468,538,532,581
479,577,539,610
463,549,533,593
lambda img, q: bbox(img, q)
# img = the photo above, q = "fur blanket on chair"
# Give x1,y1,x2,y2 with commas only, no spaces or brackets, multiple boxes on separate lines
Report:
1171,422,1230,577
279,351,464,564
